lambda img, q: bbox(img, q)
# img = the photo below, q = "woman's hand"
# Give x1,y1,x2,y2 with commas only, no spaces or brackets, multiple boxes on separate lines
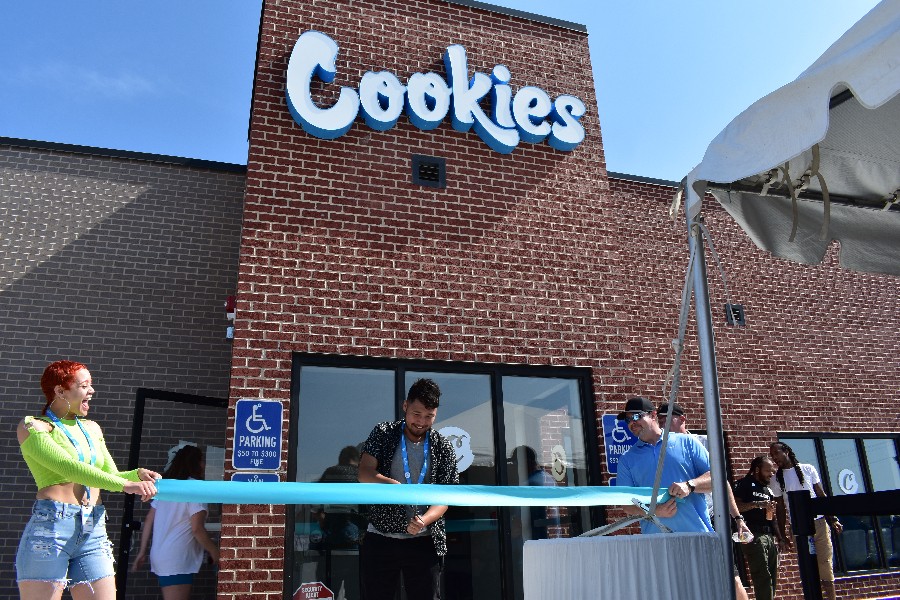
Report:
131,551,147,572
137,468,161,482
124,479,158,502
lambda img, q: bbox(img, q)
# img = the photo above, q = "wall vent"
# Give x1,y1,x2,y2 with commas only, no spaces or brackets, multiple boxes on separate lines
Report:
411,155,446,188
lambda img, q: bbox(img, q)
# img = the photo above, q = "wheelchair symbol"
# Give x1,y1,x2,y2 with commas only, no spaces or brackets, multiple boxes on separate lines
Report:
611,421,630,443
246,403,271,434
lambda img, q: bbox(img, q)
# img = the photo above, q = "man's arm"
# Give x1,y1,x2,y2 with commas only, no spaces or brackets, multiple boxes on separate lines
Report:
357,452,400,484
774,495,793,548
669,470,711,498
813,482,843,534
621,497,678,518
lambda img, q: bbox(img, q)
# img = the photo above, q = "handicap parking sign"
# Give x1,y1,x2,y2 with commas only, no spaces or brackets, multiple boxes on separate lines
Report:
233,399,282,470
601,414,638,475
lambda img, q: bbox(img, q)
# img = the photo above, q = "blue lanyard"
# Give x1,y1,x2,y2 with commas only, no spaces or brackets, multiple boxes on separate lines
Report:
400,423,429,485
46,409,98,504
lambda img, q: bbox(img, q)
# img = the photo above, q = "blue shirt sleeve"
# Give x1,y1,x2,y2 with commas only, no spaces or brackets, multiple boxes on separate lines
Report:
616,452,635,487
687,435,710,477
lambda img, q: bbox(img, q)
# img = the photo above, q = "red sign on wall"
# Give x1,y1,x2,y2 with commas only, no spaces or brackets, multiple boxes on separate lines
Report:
293,582,334,600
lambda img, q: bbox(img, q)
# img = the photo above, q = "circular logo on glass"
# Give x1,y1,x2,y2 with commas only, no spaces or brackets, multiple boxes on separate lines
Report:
837,468,859,494
439,426,474,472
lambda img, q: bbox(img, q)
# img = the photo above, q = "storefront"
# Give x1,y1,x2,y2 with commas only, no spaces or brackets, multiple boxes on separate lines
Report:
1,0,898,599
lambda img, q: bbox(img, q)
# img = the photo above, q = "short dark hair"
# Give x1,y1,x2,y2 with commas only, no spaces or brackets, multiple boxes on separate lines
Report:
407,378,441,409
338,445,360,465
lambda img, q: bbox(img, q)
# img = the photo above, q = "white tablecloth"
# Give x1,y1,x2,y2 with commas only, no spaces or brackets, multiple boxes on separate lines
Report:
523,533,730,600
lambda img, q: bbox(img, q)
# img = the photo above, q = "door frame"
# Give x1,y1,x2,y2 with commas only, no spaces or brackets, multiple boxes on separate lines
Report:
115,388,227,599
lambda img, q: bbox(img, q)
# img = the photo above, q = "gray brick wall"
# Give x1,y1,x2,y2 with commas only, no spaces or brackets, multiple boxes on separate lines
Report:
0,141,244,599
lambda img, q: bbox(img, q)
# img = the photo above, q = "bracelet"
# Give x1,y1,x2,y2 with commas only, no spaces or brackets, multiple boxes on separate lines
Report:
733,515,745,521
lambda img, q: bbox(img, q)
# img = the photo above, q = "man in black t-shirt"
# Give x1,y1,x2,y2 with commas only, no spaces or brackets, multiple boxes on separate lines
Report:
734,455,786,600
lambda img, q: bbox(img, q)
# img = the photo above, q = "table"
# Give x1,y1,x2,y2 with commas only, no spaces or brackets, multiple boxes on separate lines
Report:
523,532,730,600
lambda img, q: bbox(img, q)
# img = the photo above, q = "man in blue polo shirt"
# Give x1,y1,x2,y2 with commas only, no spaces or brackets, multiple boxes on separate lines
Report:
615,396,713,534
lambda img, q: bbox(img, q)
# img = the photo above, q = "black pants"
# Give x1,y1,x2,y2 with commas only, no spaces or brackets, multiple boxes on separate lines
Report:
361,532,442,600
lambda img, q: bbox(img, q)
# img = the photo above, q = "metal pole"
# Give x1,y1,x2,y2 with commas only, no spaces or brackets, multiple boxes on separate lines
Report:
688,214,736,600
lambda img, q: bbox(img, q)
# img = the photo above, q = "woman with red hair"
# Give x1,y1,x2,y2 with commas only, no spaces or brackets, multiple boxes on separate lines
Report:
15,360,160,600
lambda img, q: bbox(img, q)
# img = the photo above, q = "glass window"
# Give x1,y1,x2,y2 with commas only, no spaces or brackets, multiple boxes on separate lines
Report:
288,356,598,600
864,439,900,570
863,439,900,492
823,439,874,571
292,366,394,600
823,439,867,496
782,438,822,476
502,376,591,600
778,434,899,576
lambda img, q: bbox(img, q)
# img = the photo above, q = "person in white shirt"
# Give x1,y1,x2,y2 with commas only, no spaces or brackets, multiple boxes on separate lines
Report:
769,441,843,600
132,445,220,600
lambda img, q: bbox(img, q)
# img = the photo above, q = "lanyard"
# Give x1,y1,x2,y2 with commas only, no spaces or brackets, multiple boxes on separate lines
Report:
400,423,429,485
46,409,97,504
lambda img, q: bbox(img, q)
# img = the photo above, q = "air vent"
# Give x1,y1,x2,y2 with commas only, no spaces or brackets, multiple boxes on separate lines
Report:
411,155,446,188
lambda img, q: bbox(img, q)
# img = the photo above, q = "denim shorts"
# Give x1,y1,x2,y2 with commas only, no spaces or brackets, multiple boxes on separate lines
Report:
16,499,114,587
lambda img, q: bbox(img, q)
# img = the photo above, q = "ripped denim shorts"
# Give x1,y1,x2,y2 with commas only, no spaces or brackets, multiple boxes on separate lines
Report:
16,499,114,587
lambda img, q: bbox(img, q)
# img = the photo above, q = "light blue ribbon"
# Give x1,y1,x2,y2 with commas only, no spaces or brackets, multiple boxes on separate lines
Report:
156,479,670,507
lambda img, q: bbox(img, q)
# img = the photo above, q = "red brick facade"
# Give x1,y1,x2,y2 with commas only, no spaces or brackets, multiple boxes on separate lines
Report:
2,2,897,600
227,0,602,592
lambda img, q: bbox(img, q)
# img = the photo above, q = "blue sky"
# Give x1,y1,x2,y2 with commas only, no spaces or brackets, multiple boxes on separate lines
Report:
0,0,880,181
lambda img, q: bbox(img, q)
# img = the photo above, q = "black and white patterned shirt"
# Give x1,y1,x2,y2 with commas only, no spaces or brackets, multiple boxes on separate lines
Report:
361,420,459,556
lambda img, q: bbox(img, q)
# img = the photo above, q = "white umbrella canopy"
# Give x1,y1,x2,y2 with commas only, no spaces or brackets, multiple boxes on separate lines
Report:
684,0,900,275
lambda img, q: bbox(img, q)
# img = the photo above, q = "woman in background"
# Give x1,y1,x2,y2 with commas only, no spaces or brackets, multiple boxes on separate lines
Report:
16,360,159,600
132,444,219,600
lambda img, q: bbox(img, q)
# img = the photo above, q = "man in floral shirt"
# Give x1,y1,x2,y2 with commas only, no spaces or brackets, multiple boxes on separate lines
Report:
358,378,459,600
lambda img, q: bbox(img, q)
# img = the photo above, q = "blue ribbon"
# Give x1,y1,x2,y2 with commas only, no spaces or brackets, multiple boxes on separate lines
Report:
156,479,670,507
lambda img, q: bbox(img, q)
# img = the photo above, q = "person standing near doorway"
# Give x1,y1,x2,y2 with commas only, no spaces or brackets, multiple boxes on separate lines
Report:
735,455,785,600
132,444,219,600
769,441,843,600
358,378,459,600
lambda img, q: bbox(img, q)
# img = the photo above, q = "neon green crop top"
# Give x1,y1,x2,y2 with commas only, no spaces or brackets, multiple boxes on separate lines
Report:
19,416,140,492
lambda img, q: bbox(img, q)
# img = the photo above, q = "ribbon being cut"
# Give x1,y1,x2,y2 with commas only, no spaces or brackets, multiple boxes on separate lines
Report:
155,479,668,507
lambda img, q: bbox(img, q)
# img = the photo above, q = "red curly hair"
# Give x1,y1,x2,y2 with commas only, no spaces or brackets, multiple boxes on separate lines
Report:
40,360,88,415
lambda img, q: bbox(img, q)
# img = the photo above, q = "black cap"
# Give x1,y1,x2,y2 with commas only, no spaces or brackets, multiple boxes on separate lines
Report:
657,402,685,417
617,397,655,420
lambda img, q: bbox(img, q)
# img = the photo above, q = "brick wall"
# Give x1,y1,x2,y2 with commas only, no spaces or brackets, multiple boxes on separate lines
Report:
0,141,243,599
228,0,604,597
229,0,899,598
606,176,900,599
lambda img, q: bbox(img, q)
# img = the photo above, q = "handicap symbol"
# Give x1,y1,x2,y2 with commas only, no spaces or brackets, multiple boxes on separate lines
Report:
246,403,272,434
611,420,630,444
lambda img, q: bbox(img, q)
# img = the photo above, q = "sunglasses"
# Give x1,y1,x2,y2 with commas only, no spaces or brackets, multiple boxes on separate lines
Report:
627,411,649,422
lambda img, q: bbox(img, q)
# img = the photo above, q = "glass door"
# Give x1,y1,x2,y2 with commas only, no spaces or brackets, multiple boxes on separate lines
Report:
502,376,592,600
288,355,600,600
405,371,500,600
291,366,395,600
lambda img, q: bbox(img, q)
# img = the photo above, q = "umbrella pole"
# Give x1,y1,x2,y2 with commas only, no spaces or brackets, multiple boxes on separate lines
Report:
688,212,737,600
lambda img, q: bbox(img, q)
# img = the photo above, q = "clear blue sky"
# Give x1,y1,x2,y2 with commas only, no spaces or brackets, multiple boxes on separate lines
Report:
0,0,880,181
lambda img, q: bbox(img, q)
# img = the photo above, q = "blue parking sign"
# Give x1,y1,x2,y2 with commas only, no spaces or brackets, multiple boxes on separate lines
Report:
233,399,282,470
231,472,280,482
602,414,638,475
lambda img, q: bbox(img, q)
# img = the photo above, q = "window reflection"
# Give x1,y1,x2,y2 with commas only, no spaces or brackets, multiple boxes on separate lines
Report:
779,435,900,575
864,439,900,492
293,366,394,600
503,376,590,600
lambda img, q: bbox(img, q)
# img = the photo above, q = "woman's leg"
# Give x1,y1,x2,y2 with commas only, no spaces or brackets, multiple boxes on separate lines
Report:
161,583,194,600
18,581,64,600
70,576,116,600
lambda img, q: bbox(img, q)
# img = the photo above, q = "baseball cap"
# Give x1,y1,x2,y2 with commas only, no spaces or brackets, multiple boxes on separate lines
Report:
616,397,655,420
657,402,685,417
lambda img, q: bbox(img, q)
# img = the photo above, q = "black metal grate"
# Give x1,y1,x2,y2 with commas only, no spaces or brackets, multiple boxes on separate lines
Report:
411,154,446,188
